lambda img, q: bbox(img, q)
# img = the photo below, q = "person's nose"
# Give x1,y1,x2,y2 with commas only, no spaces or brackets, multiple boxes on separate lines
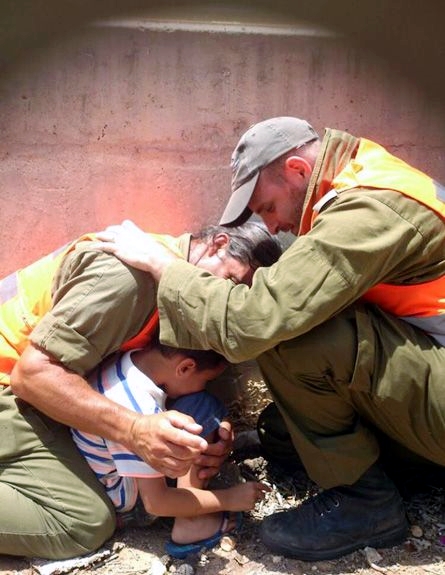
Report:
262,215,280,235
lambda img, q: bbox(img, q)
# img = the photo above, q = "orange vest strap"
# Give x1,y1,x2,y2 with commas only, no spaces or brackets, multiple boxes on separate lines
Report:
120,309,160,352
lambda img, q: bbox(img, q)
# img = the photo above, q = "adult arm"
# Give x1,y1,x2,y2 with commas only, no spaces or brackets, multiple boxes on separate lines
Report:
10,247,207,477
11,344,207,477
157,191,444,361
94,196,444,361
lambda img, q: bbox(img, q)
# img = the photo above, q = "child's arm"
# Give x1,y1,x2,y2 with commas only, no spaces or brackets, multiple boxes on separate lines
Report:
137,477,269,518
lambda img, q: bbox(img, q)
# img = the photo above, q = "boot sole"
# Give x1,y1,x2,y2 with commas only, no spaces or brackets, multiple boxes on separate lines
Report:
262,523,409,561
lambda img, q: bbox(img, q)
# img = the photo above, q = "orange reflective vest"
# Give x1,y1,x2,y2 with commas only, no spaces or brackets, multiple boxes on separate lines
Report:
304,137,445,345
0,233,181,385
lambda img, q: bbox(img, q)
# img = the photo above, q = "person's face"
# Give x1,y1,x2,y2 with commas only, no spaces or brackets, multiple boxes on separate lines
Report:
195,252,253,285
248,157,311,235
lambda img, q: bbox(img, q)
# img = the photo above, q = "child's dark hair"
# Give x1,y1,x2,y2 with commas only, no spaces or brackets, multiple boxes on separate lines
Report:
149,326,228,371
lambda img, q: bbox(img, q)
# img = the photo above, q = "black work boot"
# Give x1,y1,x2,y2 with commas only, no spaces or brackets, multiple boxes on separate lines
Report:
260,464,409,561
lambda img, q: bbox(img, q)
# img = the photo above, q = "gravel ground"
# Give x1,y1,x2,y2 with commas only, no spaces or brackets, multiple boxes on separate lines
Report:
1,379,444,575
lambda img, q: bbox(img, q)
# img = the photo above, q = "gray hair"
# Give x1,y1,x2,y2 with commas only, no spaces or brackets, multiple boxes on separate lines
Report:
193,222,282,270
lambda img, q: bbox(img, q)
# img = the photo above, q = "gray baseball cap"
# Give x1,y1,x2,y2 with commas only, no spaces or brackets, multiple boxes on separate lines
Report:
219,116,319,226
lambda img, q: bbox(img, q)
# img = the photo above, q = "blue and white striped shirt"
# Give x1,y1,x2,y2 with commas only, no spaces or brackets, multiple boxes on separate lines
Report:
71,351,166,512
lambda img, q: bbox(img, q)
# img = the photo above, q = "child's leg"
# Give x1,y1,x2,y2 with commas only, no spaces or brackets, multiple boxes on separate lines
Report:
167,392,239,545
171,439,240,545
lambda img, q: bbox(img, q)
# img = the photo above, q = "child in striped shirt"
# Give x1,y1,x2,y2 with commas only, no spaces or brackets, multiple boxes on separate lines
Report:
72,337,268,559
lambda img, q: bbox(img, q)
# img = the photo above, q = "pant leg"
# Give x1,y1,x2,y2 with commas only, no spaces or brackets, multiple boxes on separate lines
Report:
256,304,445,489
355,304,445,465
257,401,445,495
257,402,304,469
0,386,116,559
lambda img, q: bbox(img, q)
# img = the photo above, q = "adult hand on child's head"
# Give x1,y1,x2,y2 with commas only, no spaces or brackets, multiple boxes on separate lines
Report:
196,420,234,480
129,411,208,478
93,220,178,279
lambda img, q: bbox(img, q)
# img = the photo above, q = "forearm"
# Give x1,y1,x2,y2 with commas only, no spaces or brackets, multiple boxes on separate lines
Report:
157,253,351,363
11,344,208,478
10,344,137,445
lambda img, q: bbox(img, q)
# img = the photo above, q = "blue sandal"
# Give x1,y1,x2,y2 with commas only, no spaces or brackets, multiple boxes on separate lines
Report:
165,511,243,559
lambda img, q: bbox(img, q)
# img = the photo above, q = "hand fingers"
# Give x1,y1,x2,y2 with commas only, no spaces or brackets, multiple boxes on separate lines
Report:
217,420,234,441
153,453,196,478
102,223,127,236
259,482,272,493
166,426,208,453
166,410,203,435
131,412,207,478
94,231,117,242
95,221,140,243
196,452,222,471
254,482,271,503
194,453,224,481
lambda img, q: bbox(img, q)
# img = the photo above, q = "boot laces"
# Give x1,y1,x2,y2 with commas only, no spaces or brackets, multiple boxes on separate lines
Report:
309,489,341,517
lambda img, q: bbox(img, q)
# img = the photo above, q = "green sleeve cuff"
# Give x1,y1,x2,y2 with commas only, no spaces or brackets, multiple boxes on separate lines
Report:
30,313,103,375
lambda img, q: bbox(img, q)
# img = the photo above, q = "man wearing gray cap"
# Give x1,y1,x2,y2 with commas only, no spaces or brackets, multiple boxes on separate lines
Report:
95,116,445,561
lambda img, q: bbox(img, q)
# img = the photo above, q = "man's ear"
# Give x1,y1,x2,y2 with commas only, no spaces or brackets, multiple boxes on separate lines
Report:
285,155,312,178
208,232,230,256
176,357,196,378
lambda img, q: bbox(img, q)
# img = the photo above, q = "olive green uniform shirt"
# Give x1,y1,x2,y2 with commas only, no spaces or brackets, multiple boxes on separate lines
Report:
30,233,191,375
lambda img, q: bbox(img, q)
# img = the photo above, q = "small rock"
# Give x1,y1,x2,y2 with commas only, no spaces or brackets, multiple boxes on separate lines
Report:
112,541,125,552
362,546,382,565
176,563,194,575
411,524,423,538
233,551,250,565
243,457,264,472
197,554,209,566
220,534,236,551
272,555,282,564
147,556,167,575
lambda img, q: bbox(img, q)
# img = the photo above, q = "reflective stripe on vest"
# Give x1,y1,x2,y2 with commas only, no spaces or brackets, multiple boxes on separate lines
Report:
308,138,445,345
363,279,445,346
0,232,183,385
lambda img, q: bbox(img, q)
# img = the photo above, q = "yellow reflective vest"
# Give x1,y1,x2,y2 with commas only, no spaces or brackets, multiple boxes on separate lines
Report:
0,232,181,385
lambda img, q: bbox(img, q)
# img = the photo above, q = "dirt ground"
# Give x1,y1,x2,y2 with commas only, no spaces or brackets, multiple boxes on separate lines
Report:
1,378,444,575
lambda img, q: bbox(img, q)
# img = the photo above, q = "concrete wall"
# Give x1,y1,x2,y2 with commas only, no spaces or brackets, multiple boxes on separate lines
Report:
1,16,445,276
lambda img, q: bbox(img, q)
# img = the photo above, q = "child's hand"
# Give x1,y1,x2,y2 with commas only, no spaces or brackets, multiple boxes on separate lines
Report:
197,420,234,480
224,481,271,511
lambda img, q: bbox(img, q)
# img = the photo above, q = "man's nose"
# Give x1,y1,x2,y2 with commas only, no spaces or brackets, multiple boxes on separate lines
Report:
263,216,280,235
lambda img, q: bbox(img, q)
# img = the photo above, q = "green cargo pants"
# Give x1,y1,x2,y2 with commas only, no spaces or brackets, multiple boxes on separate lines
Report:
256,304,445,489
0,386,116,559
